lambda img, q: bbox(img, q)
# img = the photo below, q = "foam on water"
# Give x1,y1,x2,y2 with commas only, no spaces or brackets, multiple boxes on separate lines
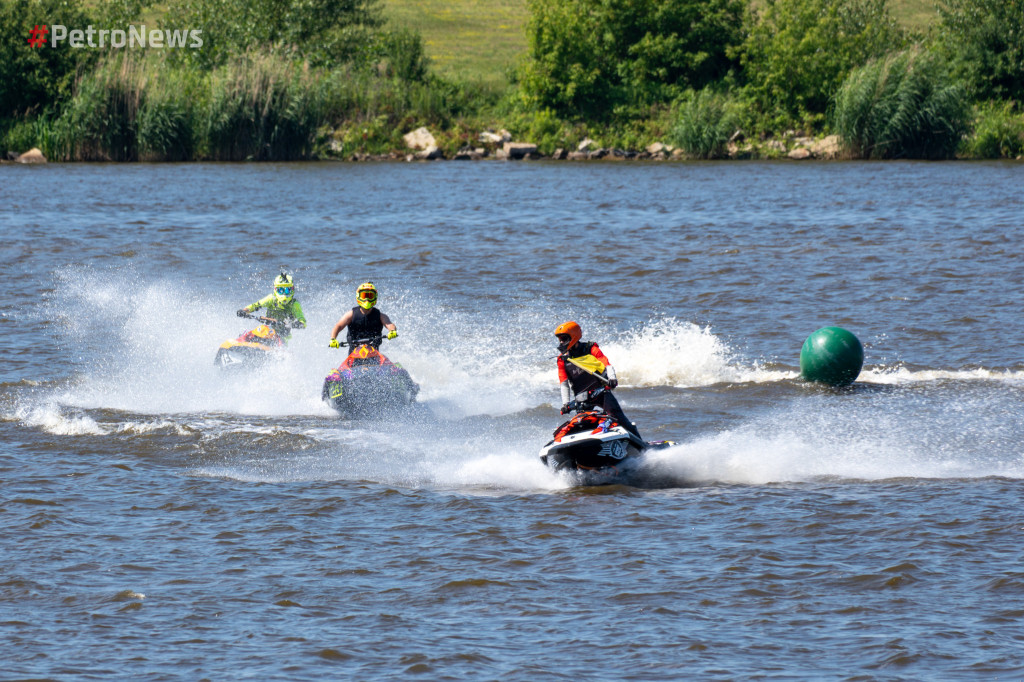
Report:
15,403,107,436
603,317,788,386
643,388,1024,484
12,266,1024,490
860,366,1024,385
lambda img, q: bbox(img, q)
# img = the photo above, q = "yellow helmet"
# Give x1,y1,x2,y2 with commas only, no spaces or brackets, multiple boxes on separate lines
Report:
273,272,294,304
356,282,377,310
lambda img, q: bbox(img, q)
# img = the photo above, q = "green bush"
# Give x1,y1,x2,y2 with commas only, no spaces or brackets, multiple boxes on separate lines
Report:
832,49,971,159
736,0,905,133
0,0,97,119
518,0,744,120
962,101,1024,159
1,118,37,153
165,0,384,70
937,0,1024,103
670,88,740,159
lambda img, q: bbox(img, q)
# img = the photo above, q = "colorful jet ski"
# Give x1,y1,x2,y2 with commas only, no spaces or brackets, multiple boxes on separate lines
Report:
214,314,289,371
539,389,673,483
321,336,419,417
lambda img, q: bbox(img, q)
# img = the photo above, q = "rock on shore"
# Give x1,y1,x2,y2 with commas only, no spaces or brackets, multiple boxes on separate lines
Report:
15,148,47,164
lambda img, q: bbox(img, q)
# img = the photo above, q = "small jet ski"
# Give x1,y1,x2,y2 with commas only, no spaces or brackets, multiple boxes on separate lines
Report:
215,314,289,371
321,336,419,417
539,389,673,482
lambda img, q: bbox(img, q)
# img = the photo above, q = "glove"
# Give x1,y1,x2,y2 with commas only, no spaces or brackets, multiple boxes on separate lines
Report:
236,309,248,317
560,403,572,415
387,330,398,340
607,378,618,389
329,339,340,349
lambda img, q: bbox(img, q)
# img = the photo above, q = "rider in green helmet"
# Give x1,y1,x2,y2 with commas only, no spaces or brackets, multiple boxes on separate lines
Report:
237,271,307,339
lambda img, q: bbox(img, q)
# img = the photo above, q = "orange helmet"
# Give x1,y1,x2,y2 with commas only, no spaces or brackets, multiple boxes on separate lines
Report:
554,321,582,352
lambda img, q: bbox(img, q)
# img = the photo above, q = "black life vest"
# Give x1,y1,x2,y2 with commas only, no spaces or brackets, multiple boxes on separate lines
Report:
347,306,384,346
563,341,606,394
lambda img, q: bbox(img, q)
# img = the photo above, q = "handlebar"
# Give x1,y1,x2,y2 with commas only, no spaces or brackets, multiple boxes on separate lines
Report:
332,335,384,348
238,312,292,333
567,387,608,414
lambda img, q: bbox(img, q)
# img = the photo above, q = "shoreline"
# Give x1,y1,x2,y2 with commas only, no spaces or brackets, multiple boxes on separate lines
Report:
5,134,1024,165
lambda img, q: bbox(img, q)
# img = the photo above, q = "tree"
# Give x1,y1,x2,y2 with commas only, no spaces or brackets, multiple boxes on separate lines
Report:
736,0,904,132
938,0,1024,102
518,0,744,120
0,0,95,118
164,0,386,70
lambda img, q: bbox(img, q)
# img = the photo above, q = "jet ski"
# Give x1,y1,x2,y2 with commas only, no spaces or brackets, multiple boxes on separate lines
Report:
539,389,673,483
321,336,419,417
215,314,289,371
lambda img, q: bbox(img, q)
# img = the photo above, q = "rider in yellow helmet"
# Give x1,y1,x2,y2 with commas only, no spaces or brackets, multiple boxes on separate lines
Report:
554,321,640,439
237,271,307,338
328,282,398,349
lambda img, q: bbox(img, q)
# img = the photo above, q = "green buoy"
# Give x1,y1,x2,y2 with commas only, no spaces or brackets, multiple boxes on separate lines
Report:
799,326,863,386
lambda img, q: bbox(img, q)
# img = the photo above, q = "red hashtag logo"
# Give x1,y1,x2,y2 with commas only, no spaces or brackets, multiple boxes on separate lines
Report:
27,24,49,47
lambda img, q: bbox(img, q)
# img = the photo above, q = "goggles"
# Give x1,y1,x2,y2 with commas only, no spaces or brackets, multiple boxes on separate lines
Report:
276,286,293,296
358,290,377,301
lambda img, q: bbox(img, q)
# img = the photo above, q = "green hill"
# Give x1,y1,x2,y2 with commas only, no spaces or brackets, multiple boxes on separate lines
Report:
381,0,530,89
382,0,941,88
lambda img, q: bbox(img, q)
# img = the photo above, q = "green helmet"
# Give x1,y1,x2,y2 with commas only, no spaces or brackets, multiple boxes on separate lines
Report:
273,272,294,304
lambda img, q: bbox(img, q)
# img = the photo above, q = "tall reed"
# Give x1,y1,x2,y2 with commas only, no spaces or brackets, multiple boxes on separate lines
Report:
832,49,971,160
58,56,146,161
205,55,325,161
138,63,203,162
34,49,487,161
670,89,739,159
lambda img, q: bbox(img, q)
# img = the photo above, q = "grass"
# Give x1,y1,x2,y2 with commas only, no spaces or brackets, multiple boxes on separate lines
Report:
380,0,529,90
94,0,944,92
382,0,941,90
890,0,942,31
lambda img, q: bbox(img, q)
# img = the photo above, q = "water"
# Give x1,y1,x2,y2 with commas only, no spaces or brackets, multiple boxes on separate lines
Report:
3,160,1024,679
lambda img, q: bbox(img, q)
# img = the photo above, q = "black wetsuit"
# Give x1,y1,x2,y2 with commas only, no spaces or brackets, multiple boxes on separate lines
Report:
562,342,642,440
347,307,384,347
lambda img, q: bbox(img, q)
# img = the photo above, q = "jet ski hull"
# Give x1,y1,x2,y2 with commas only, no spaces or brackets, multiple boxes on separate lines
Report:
322,369,418,417
540,427,647,472
539,409,674,484
214,342,281,371
322,344,419,418
215,323,286,372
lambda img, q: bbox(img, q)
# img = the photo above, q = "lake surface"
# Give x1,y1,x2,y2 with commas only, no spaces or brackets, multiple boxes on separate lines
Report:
3,159,1024,679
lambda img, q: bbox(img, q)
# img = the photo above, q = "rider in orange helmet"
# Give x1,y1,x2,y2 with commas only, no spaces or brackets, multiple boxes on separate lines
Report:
554,321,641,439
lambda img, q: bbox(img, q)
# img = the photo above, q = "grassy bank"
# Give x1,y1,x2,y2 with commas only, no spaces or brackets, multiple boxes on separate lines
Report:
381,0,942,90
381,0,529,91
3,0,1021,162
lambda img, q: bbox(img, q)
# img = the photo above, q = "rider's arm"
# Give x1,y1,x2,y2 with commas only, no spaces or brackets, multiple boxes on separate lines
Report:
589,343,612,366
590,343,617,387
290,300,307,328
556,356,569,383
557,357,571,404
330,310,354,341
246,294,275,312
379,311,396,332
